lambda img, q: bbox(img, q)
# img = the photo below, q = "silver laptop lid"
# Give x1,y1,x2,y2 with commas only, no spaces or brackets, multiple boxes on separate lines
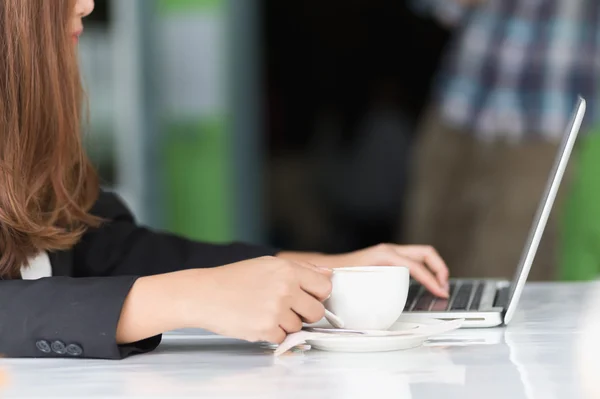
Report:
504,97,586,324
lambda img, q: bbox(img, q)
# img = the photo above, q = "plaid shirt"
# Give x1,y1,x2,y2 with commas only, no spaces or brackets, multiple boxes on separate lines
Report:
422,0,600,141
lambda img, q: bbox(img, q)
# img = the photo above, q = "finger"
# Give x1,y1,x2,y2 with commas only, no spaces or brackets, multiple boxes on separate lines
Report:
264,326,287,344
294,260,334,276
279,310,304,334
380,252,448,298
292,290,326,324
395,245,449,280
395,245,449,286
406,261,449,298
293,263,333,301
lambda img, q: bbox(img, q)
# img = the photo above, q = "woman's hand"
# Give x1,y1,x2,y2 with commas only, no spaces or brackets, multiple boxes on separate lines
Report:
117,257,332,346
188,257,332,343
278,244,449,298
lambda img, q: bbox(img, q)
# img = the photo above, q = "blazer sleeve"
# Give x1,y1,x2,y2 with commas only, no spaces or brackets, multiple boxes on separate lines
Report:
0,275,160,359
73,190,279,278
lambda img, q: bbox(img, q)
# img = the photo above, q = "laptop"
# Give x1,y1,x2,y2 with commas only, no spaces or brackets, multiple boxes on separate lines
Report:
404,96,587,328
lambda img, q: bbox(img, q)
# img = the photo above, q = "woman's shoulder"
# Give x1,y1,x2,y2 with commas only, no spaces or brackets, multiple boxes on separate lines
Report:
90,190,135,222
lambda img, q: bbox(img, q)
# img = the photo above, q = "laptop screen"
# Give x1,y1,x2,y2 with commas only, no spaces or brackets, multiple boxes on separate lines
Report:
504,97,586,324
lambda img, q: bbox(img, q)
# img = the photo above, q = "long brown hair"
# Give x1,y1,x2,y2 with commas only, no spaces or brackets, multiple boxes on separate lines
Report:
0,0,101,277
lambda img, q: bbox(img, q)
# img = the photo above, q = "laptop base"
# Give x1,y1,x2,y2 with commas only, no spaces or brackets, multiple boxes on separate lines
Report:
404,279,508,328
402,310,503,328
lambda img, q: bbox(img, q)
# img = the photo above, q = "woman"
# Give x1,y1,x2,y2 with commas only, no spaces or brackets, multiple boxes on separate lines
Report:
0,0,449,359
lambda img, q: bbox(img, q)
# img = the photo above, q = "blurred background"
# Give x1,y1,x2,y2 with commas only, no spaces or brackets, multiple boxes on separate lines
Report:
80,0,600,282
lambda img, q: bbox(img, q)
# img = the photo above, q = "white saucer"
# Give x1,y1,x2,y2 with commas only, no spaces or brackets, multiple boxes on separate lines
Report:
306,321,429,353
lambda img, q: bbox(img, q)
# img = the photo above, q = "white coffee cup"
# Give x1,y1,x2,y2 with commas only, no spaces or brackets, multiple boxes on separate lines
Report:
324,266,410,331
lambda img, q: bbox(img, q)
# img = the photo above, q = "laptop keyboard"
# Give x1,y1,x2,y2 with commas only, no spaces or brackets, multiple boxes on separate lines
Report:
494,286,511,308
405,281,486,312
470,283,485,310
452,283,473,310
413,292,436,311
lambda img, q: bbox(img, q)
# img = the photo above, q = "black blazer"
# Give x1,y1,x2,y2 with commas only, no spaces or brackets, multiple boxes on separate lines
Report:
0,191,277,359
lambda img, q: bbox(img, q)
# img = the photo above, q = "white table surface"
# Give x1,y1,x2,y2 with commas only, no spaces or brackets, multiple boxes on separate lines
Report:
2,282,599,399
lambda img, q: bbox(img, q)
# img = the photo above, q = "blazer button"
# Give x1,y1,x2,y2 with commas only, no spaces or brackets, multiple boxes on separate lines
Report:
51,341,67,355
66,344,83,357
35,340,51,354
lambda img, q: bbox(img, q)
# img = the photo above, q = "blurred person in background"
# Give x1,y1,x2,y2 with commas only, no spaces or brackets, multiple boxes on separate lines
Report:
0,0,448,359
404,0,600,280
